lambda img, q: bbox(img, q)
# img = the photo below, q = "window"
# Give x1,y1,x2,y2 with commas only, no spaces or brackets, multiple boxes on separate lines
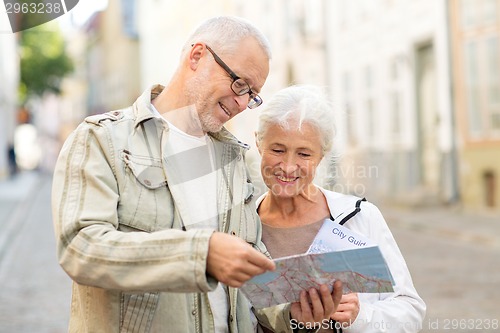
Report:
464,36,500,137
464,40,482,136
461,0,498,28
343,72,357,145
389,58,404,139
391,92,402,136
364,66,376,142
487,37,500,131
303,0,323,37
366,99,375,139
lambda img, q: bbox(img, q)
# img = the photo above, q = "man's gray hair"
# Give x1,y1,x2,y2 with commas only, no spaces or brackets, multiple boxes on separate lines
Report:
182,16,272,59
256,85,336,155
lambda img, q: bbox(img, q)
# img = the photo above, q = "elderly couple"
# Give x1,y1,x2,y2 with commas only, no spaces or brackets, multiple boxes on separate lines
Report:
52,16,425,333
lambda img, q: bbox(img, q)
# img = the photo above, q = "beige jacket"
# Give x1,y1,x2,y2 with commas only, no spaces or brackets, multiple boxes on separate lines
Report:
52,85,295,333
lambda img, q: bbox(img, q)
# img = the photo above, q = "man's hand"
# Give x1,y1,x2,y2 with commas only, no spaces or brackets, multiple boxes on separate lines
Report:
207,232,275,288
290,280,343,327
331,293,360,326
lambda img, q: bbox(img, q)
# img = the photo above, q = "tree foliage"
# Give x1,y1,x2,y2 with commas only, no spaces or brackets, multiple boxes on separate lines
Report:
19,22,73,103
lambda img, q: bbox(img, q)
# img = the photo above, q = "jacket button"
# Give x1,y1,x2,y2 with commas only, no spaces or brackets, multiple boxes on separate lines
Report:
144,179,151,186
191,310,196,315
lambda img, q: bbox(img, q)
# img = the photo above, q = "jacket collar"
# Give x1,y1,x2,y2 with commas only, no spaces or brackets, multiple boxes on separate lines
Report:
132,84,164,129
209,129,250,150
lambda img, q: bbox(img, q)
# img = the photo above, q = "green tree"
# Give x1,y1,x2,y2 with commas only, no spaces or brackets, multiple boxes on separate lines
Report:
19,22,73,103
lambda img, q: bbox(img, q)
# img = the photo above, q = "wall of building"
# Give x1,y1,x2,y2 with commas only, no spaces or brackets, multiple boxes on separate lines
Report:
0,33,19,179
327,0,457,205
87,0,141,115
449,0,500,211
75,0,498,213
460,147,500,210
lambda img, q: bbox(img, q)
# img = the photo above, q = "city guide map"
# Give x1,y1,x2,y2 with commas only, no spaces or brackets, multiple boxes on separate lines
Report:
241,220,395,308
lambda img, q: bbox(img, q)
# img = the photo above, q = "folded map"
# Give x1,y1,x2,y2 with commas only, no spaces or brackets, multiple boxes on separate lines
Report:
241,220,395,308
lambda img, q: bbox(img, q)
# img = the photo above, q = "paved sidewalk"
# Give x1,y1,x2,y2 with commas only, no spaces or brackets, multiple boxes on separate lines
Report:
0,172,71,333
379,203,500,332
0,171,43,260
380,204,500,249
0,171,41,219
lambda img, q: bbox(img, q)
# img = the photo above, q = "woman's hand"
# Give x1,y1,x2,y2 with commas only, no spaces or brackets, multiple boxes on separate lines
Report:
331,293,360,326
290,280,343,328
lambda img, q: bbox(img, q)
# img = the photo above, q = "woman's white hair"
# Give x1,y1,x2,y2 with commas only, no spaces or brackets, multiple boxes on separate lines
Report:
182,16,272,59
256,85,336,155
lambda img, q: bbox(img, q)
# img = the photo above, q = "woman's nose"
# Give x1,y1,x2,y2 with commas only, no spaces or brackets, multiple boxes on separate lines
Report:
280,160,298,174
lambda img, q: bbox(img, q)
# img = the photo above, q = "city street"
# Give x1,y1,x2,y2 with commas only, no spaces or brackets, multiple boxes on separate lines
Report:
382,206,500,332
2,1,500,332
0,173,499,332
0,173,71,333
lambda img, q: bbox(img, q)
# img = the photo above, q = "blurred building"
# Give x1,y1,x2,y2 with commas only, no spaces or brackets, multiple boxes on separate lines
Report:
327,0,458,206
85,0,141,115
60,0,499,212
55,0,140,145
449,0,500,211
137,0,240,89
57,25,89,141
0,33,19,179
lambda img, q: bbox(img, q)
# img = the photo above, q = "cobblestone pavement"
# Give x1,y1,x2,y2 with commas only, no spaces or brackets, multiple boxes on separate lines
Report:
0,173,499,332
381,204,500,333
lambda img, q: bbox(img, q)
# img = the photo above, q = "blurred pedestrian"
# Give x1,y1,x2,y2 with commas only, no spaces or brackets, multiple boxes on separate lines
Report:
7,142,17,176
52,16,340,333
254,85,426,332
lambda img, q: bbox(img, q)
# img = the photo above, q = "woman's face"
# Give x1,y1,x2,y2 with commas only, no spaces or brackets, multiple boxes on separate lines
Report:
258,121,324,198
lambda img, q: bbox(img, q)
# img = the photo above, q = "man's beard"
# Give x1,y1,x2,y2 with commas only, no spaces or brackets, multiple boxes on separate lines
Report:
185,72,224,133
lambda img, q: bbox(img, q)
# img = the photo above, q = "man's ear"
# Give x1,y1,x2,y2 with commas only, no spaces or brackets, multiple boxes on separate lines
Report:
188,43,204,70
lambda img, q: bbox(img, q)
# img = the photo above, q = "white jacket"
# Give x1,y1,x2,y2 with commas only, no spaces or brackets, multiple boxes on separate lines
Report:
321,188,425,332
256,188,426,333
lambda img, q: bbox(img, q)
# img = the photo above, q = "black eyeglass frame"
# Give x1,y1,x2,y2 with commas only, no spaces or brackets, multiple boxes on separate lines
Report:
203,44,263,109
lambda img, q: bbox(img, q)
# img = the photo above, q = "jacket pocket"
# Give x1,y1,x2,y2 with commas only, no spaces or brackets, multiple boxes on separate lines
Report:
121,150,166,189
119,150,175,231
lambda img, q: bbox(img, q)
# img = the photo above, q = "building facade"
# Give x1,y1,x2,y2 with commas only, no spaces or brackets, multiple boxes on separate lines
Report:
327,0,458,205
77,0,499,212
86,0,141,116
0,33,19,179
449,0,500,211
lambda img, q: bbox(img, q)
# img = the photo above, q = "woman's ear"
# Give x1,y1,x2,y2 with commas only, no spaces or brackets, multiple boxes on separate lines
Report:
254,132,262,155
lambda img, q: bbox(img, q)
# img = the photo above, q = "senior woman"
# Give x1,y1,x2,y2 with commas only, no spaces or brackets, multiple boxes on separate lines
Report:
253,85,425,333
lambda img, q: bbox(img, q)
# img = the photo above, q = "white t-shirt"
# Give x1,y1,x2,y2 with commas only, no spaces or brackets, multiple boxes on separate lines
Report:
162,120,218,228
160,114,229,333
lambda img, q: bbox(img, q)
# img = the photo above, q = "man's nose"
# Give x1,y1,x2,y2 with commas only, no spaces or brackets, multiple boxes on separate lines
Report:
234,94,249,113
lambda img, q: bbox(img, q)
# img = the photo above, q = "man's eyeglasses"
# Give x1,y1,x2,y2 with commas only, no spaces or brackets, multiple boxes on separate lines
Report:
205,45,263,109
